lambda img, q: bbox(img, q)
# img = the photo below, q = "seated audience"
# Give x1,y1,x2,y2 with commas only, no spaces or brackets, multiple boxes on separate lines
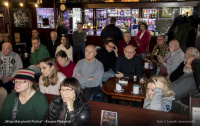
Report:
171,55,199,100
120,22,130,33
143,75,175,112
166,47,199,83
28,37,50,74
0,33,5,51
39,58,66,95
73,45,104,100
118,31,139,56
0,69,48,125
151,35,169,60
96,38,118,82
115,45,143,78
46,31,60,59
55,36,73,61
0,42,23,94
0,87,7,111
56,50,75,77
42,77,91,126
157,39,184,76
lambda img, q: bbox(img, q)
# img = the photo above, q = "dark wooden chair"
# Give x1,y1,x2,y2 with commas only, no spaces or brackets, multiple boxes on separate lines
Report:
189,92,200,121
44,93,58,104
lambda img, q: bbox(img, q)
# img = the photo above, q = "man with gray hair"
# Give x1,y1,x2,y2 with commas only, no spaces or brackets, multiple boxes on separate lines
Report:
46,31,60,59
157,39,184,76
0,42,23,93
171,55,199,100
166,47,199,83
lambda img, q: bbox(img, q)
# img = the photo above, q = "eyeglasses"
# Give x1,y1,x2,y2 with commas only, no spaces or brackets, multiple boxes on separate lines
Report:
125,51,135,54
157,39,164,41
13,80,28,84
107,44,115,49
59,89,73,93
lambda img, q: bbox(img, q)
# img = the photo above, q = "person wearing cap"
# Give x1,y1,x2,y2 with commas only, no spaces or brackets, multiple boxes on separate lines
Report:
0,69,48,125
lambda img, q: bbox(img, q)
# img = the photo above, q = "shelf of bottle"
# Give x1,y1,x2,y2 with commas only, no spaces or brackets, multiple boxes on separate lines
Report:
108,15,132,17
143,18,156,20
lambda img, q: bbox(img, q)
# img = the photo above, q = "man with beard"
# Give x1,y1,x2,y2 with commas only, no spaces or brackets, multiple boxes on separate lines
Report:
171,55,199,100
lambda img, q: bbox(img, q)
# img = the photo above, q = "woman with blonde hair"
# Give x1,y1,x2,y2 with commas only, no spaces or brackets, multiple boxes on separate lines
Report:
143,75,175,112
55,36,73,61
39,58,66,95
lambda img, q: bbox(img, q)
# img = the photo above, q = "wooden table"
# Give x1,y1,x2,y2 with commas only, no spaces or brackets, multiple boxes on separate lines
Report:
88,100,189,126
101,77,146,105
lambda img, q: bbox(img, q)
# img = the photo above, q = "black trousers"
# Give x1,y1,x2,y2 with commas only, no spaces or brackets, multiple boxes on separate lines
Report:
0,80,14,94
83,86,100,100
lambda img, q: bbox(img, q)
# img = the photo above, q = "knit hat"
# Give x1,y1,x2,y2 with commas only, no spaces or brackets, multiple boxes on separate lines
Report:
12,69,36,84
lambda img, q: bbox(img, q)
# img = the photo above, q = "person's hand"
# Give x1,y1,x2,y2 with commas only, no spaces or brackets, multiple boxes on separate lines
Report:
157,55,164,64
88,77,94,81
115,71,123,78
137,42,140,47
114,46,118,57
35,64,40,68
77,73,81,77
166,74,171,84
63,97,75,112
153,79,163,90
31,46,35,54
2,76,12,84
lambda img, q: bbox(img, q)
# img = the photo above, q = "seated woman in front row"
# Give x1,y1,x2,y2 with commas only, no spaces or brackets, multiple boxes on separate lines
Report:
42,77,91,126
143,75,175,112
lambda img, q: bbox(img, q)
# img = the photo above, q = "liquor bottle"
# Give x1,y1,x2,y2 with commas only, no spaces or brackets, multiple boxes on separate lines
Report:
133,69,137,83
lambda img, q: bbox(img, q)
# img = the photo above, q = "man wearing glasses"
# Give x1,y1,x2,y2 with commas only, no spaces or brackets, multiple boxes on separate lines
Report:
115,45,143,78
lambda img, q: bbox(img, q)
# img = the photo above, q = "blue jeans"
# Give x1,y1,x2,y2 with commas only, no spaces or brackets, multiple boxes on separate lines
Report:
102,69,115,82
73,45,85,63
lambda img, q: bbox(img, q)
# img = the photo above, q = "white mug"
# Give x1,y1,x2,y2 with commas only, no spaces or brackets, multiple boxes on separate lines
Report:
133,84,142,94
24,53,29,58
116,82,122,91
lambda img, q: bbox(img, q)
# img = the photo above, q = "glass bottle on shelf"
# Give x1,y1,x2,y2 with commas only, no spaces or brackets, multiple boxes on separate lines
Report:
133,69,137,83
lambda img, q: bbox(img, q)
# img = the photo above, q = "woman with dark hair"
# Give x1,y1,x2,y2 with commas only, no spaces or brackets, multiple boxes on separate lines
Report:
42,77,91,126
0,69,48,125
39,58,66,95
56,50,76,77
135,22,151,56
56,36,73,61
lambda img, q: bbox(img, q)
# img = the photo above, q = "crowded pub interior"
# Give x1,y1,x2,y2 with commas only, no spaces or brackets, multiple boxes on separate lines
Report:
0,0,200,125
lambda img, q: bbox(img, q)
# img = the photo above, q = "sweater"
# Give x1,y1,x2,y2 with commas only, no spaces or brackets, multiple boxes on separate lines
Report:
115,55,143,78
56,60,75,77
73,58,104,88
135,30,151,53
0,90,48,126
55,44,73,61
39,72,66,95
0,51,23,78
143,88,175,112
30,44,50,65
96,47,117,72
72,31,87,46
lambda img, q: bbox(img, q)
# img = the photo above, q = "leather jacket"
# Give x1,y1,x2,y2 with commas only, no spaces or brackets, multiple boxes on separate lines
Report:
42,96,91,126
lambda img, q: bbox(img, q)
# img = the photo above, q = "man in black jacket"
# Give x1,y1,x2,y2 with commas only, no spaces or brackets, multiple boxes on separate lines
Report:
57,18,68,40
101,17,123,45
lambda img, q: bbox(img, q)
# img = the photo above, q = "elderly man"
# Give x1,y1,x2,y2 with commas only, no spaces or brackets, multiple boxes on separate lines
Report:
72,23,87,63
57,18,68,39
167,47,199,83
151,35,169,59
171,55,199,100
0,42,23,93
46,31,60,59
117,31,139,56
115,45,143,78
28,37,50,74
0,33,4,51
157,39,184,76
73,45,104,100
101,17,123,45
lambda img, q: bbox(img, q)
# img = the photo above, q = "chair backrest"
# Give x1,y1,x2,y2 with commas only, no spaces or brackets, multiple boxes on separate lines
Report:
192,58,200,92
44,93,58,104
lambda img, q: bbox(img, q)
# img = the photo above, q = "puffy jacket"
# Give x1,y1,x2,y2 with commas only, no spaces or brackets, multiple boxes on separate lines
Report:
42,96,91,126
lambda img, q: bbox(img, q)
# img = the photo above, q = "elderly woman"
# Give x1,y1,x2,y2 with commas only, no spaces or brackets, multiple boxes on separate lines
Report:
55,36,73,61
0,69,48,125
39,58,66,95
56,50,76,77
42,77,91,126
143,75,175,112
135,22,151,55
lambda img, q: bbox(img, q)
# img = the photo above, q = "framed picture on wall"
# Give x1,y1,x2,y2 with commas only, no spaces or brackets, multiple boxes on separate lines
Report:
161,7,172,18
13,8,32,28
